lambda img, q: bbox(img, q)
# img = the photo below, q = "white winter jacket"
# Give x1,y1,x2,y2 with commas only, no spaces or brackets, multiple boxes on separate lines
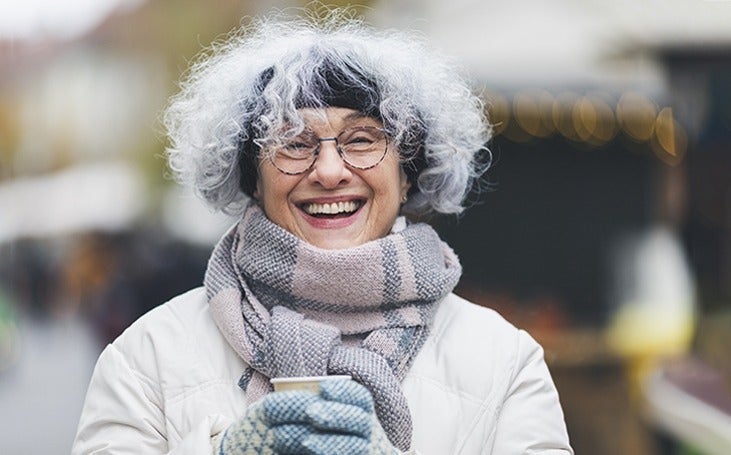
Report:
73,288,572,454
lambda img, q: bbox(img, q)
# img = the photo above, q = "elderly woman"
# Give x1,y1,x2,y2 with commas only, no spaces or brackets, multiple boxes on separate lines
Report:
73,11,572,455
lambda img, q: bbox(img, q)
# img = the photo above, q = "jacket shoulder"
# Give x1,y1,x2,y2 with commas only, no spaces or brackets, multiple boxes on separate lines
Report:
75,288,246,452
409,293,543,400
404,294,564,453
113,287,208,356
435,293,522,342
111,287,242,389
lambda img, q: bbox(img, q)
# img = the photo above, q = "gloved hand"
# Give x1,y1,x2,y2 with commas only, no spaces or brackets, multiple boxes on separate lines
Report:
214,379,397,455
212,390,312,455
288,378,396,455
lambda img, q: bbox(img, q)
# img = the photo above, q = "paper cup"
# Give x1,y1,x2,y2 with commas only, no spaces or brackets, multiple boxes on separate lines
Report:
270,375,352,393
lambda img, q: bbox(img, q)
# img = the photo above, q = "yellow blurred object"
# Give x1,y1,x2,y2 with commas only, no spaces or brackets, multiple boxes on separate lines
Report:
605,224,697,404
607,301,696,402
607,300,695,359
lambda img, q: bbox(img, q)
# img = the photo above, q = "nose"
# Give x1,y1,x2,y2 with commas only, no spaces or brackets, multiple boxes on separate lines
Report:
308,139,351,188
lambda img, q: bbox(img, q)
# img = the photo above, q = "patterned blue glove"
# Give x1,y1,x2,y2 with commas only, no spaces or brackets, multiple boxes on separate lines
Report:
214,389,317,455
215,379,397,455
274,379,396,455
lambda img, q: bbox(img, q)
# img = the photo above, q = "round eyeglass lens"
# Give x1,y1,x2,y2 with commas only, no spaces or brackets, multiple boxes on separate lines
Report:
338,127,388,169
270,133,319,174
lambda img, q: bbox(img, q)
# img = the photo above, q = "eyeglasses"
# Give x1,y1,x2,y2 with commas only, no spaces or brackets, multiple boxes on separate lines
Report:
268,126,389,175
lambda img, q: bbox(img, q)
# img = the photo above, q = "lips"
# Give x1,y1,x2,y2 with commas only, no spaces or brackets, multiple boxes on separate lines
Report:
300,199,364,218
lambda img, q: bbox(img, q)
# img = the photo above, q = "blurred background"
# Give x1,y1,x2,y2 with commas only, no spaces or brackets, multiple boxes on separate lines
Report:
1,0,730,453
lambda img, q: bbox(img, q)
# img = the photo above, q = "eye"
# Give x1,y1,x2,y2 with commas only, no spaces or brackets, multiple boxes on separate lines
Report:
340,127,382,148
280,132,317,152
348,135,375,144
284,141,313,150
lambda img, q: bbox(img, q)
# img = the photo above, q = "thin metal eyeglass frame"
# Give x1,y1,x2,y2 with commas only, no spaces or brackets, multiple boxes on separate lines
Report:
268,127,389,176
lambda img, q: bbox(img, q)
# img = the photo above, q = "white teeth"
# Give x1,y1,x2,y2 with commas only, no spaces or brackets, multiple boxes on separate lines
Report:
304,201,360,215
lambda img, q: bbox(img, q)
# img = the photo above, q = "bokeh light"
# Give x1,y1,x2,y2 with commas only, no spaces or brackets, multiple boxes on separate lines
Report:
652,107,687,166
617,92,657,142
513,90,555,138
484,91,511,136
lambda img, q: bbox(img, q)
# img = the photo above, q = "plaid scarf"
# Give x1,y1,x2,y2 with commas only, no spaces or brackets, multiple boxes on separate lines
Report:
205,203,461,451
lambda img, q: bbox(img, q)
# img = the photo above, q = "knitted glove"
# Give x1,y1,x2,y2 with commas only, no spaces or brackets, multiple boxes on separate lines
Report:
214,379,397,455
213,390,317,455
291,379,397,455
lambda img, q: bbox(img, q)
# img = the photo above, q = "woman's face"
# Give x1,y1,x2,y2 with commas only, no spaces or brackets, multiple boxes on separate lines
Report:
254,107,410,249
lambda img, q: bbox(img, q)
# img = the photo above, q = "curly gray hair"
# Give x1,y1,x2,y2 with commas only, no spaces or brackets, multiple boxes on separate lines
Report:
163,10,491,217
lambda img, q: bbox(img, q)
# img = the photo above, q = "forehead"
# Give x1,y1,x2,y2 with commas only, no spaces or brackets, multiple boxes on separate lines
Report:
297,107,382,129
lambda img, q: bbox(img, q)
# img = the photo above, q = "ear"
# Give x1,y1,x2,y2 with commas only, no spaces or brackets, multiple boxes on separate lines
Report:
252,177,261,202
399,168,411,203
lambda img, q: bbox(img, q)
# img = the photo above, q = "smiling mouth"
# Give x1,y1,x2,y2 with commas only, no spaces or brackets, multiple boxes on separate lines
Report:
301,200,363,218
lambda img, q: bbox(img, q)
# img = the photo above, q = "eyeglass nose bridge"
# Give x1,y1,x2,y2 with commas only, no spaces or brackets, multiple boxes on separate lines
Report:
312,136,345,160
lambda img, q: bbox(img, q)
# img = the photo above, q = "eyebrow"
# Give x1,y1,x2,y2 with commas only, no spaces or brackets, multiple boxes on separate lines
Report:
342,111,376,122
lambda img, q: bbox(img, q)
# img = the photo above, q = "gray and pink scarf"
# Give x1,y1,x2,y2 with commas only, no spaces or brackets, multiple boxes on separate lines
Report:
205,202,461,451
